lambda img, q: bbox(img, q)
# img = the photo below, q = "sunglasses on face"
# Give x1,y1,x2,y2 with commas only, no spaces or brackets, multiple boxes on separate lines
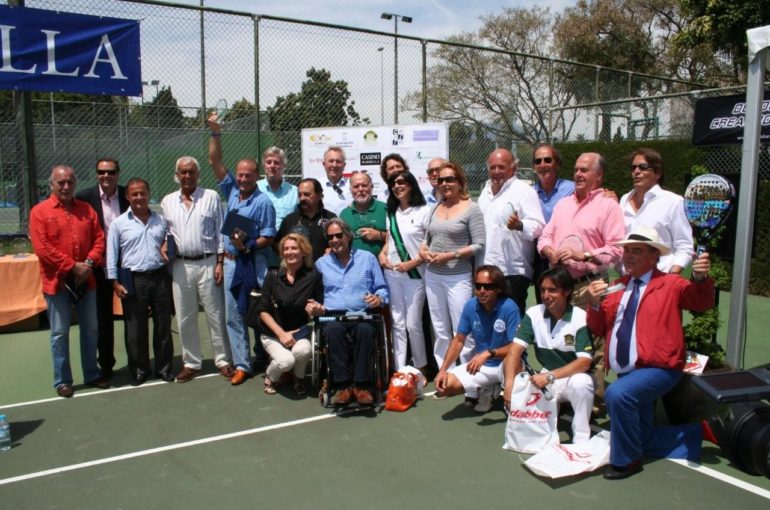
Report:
327,232,345,240
437,176,458,185
534,157,553,165
392,178,408,186
97,170,117,176
474,282,497,291
630,163,653,171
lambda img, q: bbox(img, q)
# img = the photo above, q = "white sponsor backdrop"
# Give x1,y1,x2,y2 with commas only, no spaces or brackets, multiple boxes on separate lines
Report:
301,123,449,200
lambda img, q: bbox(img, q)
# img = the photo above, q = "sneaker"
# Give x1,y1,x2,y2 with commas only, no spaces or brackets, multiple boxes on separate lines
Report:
176,366,200,383
464,396,479,407
474,387,493,413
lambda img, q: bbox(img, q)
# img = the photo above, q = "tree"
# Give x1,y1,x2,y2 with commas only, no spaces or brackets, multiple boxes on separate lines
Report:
404,7,579,145
676,0,770,84
129,86,184,129
227,97,257,122
266,68,368,131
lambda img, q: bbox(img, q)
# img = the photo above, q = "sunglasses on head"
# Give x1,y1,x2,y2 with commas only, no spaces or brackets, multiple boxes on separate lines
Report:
327,232,345,240
630,163,652,171
474,282,497,291
437,176,458,185
534,157,553,165
97,170,117,176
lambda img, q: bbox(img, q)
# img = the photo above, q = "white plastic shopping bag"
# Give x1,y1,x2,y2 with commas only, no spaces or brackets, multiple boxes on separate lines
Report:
399,365,427,397
502,371,558,454
524,430,612,478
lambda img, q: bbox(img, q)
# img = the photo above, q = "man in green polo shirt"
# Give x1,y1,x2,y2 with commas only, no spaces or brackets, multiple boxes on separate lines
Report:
501,265,594,443
340,172,387,256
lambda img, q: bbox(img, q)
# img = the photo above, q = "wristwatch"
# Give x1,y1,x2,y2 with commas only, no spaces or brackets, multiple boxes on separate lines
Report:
546,372,555,384
454,250,461,259
487,348,495,358
583,251,593,262
85,258,94,268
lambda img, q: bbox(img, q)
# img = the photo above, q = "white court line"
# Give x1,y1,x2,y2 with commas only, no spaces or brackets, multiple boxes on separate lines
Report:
0,373,221,410
0,411,339,487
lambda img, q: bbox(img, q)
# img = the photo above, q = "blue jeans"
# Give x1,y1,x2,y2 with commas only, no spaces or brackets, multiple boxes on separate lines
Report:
606,367,702,465
44,288,101,388
224,256,268,373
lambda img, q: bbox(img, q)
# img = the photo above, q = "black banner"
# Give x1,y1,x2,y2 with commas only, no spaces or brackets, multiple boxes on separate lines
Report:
692,93,770,146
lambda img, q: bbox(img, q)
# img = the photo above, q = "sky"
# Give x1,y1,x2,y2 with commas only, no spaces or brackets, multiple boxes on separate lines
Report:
163,0,577,41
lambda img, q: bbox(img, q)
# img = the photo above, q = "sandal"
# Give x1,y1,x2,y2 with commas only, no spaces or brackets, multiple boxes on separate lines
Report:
264,377,277,395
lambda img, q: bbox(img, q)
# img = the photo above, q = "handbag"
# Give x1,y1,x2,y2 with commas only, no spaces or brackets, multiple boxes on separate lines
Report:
385,372,419,412
502,371,559,454
524,430,611,478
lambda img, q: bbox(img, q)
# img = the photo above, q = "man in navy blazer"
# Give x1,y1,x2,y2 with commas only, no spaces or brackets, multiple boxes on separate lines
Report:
76,158,129,380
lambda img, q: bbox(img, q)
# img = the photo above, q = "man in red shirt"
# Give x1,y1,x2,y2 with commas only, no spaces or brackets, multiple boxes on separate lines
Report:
29,165,107,398
587,226,713,479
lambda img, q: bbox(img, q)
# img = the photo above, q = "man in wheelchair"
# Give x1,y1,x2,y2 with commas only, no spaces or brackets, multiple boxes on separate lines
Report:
434,265,520,412
309,219,389,405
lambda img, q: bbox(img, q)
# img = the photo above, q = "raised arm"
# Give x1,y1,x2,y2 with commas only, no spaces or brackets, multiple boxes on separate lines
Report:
207,113,227,182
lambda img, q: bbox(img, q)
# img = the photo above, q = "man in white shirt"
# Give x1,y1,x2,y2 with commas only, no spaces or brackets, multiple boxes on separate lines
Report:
477,149,545,315
619,148,694,274
321,146,351,215
161,156,234,383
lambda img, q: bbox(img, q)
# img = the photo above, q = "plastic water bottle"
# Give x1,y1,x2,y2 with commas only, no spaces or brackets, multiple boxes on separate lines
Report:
0,414,10,451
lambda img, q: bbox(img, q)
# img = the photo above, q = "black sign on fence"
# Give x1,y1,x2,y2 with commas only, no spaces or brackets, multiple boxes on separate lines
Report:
692,93,770,146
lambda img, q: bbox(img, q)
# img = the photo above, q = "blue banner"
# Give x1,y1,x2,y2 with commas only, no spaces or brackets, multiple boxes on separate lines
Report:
0,5,141,96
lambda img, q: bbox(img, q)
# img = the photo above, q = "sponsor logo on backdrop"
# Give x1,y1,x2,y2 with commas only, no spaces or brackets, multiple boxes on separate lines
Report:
360,152,381,166
392,128,404,146
413,129,439,142
308,134,332,146
363,130,378,144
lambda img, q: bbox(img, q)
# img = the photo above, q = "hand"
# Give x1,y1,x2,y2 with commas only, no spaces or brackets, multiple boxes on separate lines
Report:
466,353,487,375
214,262,224,285
692,252,710,280
305,299,324,317
160,245,170,263
231,229,246,252
72,261,92,280
586,280,609,308
357,228,382,242
434,370,448,393
207,112,222,133
530,372,550,389
113,282,129,299
556,247,581,264
503,383,513,413
506,211,522,231
379,256,393,270
363,293,382,309
543,248,560,266
279,330,296,349
392,259,418,273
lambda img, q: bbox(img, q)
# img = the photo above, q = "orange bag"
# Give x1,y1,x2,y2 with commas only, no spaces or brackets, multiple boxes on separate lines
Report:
385,372,419,412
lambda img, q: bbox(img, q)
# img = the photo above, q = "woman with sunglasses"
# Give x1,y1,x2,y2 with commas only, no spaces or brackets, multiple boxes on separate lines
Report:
379,171,429,373
256,233,323,395
419,162,485,367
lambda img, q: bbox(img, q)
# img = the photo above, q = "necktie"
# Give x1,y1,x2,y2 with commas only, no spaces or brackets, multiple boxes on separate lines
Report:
616,278,642,368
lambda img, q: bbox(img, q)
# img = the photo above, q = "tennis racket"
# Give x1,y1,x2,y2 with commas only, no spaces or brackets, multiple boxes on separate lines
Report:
683,174,736,255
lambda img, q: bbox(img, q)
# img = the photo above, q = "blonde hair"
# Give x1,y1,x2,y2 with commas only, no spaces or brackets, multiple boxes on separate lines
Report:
279,233,313,270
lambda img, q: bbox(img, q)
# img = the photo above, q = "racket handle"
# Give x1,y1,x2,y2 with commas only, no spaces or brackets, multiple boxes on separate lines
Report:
696,245,706,257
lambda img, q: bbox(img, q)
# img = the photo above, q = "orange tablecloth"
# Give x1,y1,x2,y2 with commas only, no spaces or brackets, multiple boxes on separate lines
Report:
0,255,123,327
0,254,46,326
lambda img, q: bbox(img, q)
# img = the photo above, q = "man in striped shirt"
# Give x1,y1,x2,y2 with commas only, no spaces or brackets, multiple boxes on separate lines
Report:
161,157,234,383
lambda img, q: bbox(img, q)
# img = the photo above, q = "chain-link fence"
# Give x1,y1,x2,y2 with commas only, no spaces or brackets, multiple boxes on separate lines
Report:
1,0,705,233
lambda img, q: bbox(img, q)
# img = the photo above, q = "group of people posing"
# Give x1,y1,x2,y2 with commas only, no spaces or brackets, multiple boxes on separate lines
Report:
29,112,716,480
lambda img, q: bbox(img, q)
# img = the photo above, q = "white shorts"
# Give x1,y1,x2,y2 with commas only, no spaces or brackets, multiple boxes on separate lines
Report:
449,363,503,399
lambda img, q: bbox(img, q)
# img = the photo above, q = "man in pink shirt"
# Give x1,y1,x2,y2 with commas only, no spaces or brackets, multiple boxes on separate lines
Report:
537,152,624,409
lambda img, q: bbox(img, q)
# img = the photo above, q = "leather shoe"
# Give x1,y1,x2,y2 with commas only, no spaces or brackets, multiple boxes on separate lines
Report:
86,378,110,389
158,371,175,383
332,387,354,405
100,368,113,380
56,384,74,398
230,369,249,386
218,364,236,379
603,460,643,480
354,387,374,405
176,366,201,383
131,373,147,386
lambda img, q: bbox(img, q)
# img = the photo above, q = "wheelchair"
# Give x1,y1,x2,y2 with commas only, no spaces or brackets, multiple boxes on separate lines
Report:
312,312,391,412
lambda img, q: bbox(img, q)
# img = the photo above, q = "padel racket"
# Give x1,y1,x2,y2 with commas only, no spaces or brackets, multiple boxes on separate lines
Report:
683,174,735,255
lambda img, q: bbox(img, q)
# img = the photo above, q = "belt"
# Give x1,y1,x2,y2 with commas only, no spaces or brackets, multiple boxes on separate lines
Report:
224,252,238,261
178,253,214,261
132,267,167,277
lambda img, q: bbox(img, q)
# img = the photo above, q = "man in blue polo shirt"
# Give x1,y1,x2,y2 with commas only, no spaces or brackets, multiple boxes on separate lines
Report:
434,265,521,413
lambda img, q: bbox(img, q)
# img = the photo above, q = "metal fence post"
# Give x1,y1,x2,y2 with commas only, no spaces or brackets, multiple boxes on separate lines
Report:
421,40,427,123
254,15,261,156
200,0,207,126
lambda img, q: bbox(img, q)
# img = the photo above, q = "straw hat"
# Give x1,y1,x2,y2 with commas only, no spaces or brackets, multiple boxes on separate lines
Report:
614,226,671,255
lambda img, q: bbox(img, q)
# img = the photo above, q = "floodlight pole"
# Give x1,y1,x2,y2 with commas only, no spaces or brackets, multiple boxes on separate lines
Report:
382,12,412,124
377,47,384,125
726,28,768,369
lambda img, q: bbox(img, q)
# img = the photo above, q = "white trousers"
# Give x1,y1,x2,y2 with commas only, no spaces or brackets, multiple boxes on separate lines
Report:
385,272,427,370
552,373,594,444
171,258,231,369
260,334,312,382
424,269,474,367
